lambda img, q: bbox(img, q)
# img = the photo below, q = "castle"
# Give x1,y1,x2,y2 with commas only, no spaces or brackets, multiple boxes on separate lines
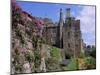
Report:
43,8,84,59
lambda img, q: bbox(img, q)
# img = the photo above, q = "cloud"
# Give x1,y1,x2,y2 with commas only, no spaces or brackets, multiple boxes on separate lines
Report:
76,6,96,45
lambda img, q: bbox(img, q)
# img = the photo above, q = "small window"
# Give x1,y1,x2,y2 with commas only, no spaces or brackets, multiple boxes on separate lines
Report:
75,44,78,47
69,22,71,27
68,19,71,27
52,29,56,33
68,43,70,48
68,32,70,38
75,34,78,37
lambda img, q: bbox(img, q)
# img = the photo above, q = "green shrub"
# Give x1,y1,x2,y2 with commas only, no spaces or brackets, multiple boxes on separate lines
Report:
46,58,61,71
45,46,61,71
85,57,96,69
77,56,96,70
67,58,78,70
90,50,96,58
50,47,61,61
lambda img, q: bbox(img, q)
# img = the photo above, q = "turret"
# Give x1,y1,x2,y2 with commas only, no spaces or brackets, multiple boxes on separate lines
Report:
66,8,71,18
59,8,63,24
65,8,75,28
57,8,63,48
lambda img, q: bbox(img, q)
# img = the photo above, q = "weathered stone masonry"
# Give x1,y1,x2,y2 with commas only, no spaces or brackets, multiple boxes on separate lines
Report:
43,8,84,59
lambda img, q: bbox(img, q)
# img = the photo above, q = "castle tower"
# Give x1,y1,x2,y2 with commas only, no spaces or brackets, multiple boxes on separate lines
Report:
57,8,63,48
74,20,83,57
63,8,83,58
59,8,63,44
59,8,63,23
63,8,76,58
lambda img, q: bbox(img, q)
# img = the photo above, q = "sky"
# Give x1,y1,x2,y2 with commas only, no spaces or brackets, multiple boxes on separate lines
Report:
16,1,96,46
